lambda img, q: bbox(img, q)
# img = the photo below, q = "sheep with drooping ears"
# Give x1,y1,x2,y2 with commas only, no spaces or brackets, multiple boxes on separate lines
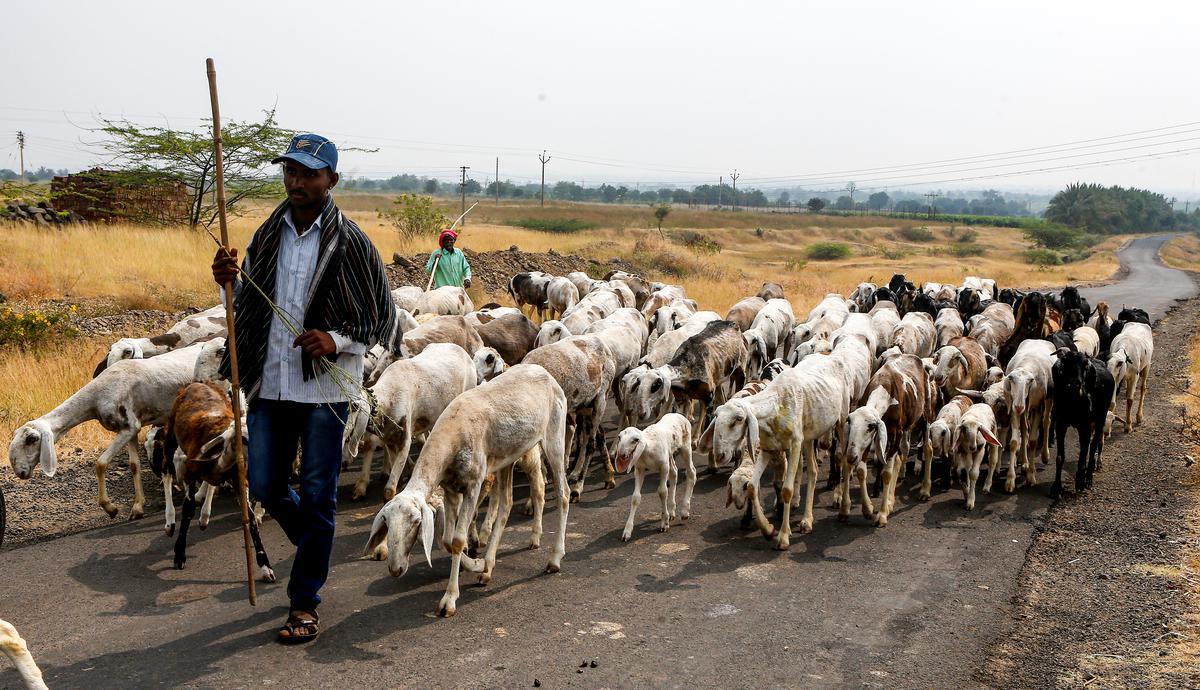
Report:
613,413,696,541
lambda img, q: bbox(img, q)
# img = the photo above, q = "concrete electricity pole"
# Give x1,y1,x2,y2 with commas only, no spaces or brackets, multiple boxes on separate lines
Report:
538,150,551,207
16,131,26,182
495,157,500,205
924,191,939,219
718,175,722,208
730,170,740,212
459,165,470,225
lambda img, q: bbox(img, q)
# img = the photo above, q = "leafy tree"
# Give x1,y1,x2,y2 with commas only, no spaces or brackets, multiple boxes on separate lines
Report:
653,203,670,236
93,109,296,228
867,191,890,210
833,195,853,211
461,179,482,195
1045,182,1181,234
776,191,791,208
423,178,440,195
806,197,827,212
388,194,447,246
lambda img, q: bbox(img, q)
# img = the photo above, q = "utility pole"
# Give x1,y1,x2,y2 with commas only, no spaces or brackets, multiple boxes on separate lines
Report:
495,157,500,205
846,181,857,210
718,176,722,209
730,170,740,212
16,131,26,182
924,191,939,219
458,165,470,225
538,150,551,207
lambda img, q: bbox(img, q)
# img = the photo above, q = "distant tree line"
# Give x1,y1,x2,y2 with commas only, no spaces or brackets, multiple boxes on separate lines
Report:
0,167,69,182
1044,182,1200,234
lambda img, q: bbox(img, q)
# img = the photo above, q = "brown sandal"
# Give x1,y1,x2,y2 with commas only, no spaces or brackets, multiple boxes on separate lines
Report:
277,610,319,645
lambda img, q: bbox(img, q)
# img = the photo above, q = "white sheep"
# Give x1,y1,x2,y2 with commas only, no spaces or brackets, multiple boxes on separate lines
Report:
0,619,48,690
363,363,570,618
354,343,477,500
534,319,571,348
1004,339,1056,489
954,402,1002,510
929,395,973,467
1107,322,1153,432
891,311,936,357
935,307,965,347
99,304,226,373
545,276,580,319
1071,325,1100,357
613,413,696,541
412,285,474,316
8,343,203,520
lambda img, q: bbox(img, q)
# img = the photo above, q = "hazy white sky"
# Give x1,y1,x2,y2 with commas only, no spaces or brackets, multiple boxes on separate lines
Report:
4,0,1199,197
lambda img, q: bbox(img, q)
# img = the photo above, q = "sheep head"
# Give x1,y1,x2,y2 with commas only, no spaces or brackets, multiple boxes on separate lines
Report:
613,427,646,474
8,420,56,479
365,490,436,577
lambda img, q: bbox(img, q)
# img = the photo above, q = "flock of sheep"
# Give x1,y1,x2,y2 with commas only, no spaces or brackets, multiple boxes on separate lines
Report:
1,265,1156,683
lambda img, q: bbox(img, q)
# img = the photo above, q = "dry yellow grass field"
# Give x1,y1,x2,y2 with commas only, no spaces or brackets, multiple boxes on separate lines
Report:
1160,233,1200,272
0,197,1124,453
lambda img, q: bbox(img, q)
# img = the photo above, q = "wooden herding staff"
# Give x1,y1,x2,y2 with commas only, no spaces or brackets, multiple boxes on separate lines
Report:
206,57,257,606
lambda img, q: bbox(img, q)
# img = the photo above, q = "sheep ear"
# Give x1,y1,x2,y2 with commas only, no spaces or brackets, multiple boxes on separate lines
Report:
365,509,389,557
38,428,57,477
698,421,715,452
980,428,1001,447
131,342,144,359
199,433,227,461
887,397,900,410
725,485,734,508
420,499,436,568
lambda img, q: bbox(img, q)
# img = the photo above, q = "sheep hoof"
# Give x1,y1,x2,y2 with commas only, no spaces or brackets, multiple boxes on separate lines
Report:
164,524,175,537
477,572,492,586
659,524,669,533
965,501,976,511
351,487,367,501
436,601,457,618
102,505,119,519
173,558,186,570
918,491,931,502
521,505,534,517
383,487,397,501
568,490,581,504
620,532,632,542
604,479,616,490
129,508,145,521
874,515,888,528
680,511,690,520
773,536,790,551
528,540,540,550
544,562,561,574
260,566,277,583
798,519,812,535
837,512,850,523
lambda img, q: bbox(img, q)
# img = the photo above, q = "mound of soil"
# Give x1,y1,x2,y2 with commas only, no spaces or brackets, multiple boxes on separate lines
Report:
387,246,642,294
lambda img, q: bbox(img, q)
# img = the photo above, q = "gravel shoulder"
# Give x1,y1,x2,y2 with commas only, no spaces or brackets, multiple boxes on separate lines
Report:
983,279,1200,688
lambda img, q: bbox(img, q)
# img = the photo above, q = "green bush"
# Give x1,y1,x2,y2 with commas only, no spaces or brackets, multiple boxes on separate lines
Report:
896,226,935,242
1023,248,1063,265
806,242,852,260
950,244,986,257
507,218,598,233
957,229,979,243
880,245,911,260
670,230,722,256
1023,225,1095,249
388,194,447,244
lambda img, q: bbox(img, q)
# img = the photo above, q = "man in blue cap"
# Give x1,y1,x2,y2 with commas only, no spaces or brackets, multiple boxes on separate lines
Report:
212,133,395,644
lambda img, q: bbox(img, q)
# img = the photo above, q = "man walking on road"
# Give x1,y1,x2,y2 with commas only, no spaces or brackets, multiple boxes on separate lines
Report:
211,133,394,644
425,228,472,289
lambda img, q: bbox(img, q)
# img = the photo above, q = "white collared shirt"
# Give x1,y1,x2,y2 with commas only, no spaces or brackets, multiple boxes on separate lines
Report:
256,210,366,403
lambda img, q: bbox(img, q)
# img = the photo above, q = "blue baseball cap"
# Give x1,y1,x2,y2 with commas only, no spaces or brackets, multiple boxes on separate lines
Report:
272,133,338,173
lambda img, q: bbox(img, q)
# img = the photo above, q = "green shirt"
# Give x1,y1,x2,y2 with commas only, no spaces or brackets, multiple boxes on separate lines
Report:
425,247,471,288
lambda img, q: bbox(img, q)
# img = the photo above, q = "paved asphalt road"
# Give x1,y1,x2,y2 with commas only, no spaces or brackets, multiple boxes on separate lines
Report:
1080,234,1196,320
1,235,1193,689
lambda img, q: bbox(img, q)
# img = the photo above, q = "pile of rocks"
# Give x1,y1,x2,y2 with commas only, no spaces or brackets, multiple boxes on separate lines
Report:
1,200,89,226
388,245,641,295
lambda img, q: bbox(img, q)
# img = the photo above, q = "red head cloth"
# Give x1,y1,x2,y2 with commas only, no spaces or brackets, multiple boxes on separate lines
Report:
439,229,458,246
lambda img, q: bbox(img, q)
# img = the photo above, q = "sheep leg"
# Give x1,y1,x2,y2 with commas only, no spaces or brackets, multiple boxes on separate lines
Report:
1051,418,1068,499
197,482,215,529
982,430,1001,494
479,467,514,586
1135,366,1149,427
855,460,876,520
383,431,413,501
679,443,696,520
775,440,804,550
658,464,673,532
964,447,983,510
875,453,899,528
351,436,379,500
524,451,545,548
568,413,594,500
438,481,482,618
836,455,853,522
162,473,176,537
95,429,137,518
621,467,645,542
1005,424,1020,493
173,483,198,570
125,439,146,520
1074,424,1092,493
544,436,571,574
1025,412,1040,487
919,428,935,501
797,439,819,535
247,495,277,582
1039,401,1053,466
478,480,500,548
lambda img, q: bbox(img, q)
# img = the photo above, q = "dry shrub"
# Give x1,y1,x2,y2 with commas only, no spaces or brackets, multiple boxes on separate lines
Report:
632,236,725,280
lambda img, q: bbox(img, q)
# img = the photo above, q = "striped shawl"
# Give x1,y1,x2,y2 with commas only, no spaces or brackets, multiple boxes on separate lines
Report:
219,196,395,399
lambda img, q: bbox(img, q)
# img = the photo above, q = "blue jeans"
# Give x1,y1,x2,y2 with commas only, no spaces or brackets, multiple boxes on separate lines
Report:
247,398,348,613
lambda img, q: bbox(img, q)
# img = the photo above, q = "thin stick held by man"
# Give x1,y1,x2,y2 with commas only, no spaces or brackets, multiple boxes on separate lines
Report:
211,133,394,644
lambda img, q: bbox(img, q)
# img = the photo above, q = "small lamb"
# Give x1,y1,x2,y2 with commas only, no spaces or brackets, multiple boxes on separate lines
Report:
613,413,697,541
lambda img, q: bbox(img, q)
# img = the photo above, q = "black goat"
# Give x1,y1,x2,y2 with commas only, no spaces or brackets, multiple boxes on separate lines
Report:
1117,307,1150,325
1061,308,1086,332
956,287,990,318
1056,286,1092,321
1050,349,1116,498
998,288,1025,307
